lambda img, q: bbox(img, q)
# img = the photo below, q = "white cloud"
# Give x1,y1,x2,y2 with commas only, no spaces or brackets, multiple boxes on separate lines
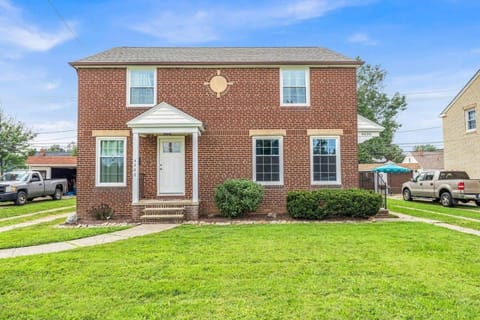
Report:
132,0,372,43
0,0,75,52
347,32,378,46
31,120,77,149
41,81,61,92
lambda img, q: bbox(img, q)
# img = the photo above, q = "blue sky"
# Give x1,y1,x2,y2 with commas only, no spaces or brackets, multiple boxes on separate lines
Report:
0,0,479,151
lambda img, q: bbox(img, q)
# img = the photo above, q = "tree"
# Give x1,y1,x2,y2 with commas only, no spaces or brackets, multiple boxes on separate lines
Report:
413,144,437,152
357,61,407,163
66,141,77,156
0,108,36,174
46,144,66,153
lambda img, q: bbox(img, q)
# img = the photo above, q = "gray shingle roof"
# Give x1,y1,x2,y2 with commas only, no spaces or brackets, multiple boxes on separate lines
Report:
70,47,359,66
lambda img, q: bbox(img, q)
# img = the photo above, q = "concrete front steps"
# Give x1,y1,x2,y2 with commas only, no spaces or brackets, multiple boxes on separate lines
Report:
139,200,190,224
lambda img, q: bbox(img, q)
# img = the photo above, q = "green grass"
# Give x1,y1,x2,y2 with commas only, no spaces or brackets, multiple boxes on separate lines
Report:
1,223,480,319
0,197,76,219
390,198,480,219
0,208,75,228
0,218,130,249
389,198,480,230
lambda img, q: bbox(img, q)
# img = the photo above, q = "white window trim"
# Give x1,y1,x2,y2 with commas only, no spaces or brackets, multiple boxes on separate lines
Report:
126,67,157,107
280,67,310,107
252,136,284,186
310,136,341,185
96,137,127,187
465,108,476,132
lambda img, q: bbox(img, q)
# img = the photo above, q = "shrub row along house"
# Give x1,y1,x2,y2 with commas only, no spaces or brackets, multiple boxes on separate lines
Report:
70,47,382,221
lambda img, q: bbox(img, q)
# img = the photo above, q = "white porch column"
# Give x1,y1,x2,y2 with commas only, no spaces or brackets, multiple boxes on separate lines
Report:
192,131,199,204
132,132,140,203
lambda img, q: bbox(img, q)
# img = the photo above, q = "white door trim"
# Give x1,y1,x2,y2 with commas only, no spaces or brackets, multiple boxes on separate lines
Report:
157,136,185,196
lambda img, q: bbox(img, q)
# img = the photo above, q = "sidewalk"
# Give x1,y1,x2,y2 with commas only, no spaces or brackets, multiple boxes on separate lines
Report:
0,224,178,259
391,212,480,237
0,212,72,233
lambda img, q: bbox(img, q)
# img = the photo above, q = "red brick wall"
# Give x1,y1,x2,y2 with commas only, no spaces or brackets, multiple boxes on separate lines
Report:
76,67,358,219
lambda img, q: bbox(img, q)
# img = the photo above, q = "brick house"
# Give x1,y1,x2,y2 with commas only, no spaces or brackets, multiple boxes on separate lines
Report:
70,47,369,221
441,69,480,178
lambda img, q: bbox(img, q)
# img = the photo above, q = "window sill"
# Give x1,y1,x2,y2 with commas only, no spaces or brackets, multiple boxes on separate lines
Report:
311,182,342,186
127,104,156,108
280,104,310,108
255,182,284,187
465,129,477,134
95,184,127,188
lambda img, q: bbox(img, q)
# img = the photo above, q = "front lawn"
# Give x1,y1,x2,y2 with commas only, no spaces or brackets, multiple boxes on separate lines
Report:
0,218,130,249
1,223,480,319
0,197,76,219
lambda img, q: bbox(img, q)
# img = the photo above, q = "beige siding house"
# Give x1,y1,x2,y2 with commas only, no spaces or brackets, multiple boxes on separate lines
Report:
440,70,480,178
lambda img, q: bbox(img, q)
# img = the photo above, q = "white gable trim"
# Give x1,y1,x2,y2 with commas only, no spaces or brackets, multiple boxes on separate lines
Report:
127,102,204,133
440,69,480,117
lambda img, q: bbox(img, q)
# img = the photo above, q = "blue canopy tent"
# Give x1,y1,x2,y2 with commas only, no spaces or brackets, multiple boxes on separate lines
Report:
372,163,411,209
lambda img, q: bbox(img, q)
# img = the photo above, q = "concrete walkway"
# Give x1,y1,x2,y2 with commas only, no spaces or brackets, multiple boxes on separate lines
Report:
392,212,480,237
0,224,178,259
0,212,72,233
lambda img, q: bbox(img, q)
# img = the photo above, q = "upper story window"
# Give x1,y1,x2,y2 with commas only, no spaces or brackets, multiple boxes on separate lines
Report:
127,68,156,106
252,136,284,185
465,108,476,132
280,68,310,106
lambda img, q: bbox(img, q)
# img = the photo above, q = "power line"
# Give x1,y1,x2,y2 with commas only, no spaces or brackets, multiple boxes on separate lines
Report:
46,0,83,47
35,129,77,135
396,126,441,133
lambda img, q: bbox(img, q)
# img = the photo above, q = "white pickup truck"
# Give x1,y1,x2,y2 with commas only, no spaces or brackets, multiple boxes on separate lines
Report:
0,170,68,205
401,170,480,207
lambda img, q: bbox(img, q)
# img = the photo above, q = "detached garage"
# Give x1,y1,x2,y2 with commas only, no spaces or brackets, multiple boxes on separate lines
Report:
26,152,77,193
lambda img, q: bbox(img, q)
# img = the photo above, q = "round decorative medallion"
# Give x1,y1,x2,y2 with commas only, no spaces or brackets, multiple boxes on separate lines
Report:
204,70,233,98
209,75,228,93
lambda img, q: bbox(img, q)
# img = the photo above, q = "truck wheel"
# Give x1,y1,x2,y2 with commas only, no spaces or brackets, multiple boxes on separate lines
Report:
440,192,453,207
403,188,412,201
475,201,480,207
15,191,27,205
52,188,63,200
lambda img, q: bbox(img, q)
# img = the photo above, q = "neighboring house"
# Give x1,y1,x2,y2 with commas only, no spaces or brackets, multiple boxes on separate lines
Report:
359,163,419,194
357,115,384,143
26,151,77,191
441,69,480,178
70,47,379,221
402,150,444,174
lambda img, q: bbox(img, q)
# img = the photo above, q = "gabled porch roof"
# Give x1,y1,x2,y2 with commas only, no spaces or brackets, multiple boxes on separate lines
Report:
127,102,204,134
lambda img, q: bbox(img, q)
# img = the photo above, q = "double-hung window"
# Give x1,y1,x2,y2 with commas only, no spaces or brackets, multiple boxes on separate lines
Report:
96,137,127,186
127,68,156,106
310,136,341,184
253,137,283,185
280,68,310,106
466,108,476,132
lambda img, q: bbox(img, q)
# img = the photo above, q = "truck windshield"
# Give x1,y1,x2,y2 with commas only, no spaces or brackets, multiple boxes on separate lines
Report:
0,172,29,182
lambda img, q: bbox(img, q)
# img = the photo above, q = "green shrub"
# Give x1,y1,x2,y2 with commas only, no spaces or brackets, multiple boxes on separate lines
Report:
214,179,264,218
88,203,115,220
287,189,382,220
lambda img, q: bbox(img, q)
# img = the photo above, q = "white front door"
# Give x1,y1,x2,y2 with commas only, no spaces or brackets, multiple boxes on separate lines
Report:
158,137,185,195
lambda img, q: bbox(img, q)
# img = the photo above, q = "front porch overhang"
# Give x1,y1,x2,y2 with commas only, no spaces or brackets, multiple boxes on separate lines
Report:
127,102,203,205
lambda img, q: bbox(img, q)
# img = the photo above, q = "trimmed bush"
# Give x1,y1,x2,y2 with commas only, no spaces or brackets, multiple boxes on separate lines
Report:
214,179,264,218
287,189,382,220
88,203,115,220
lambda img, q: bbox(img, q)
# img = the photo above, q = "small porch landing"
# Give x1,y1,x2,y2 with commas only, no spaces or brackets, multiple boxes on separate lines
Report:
133,199,199,223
